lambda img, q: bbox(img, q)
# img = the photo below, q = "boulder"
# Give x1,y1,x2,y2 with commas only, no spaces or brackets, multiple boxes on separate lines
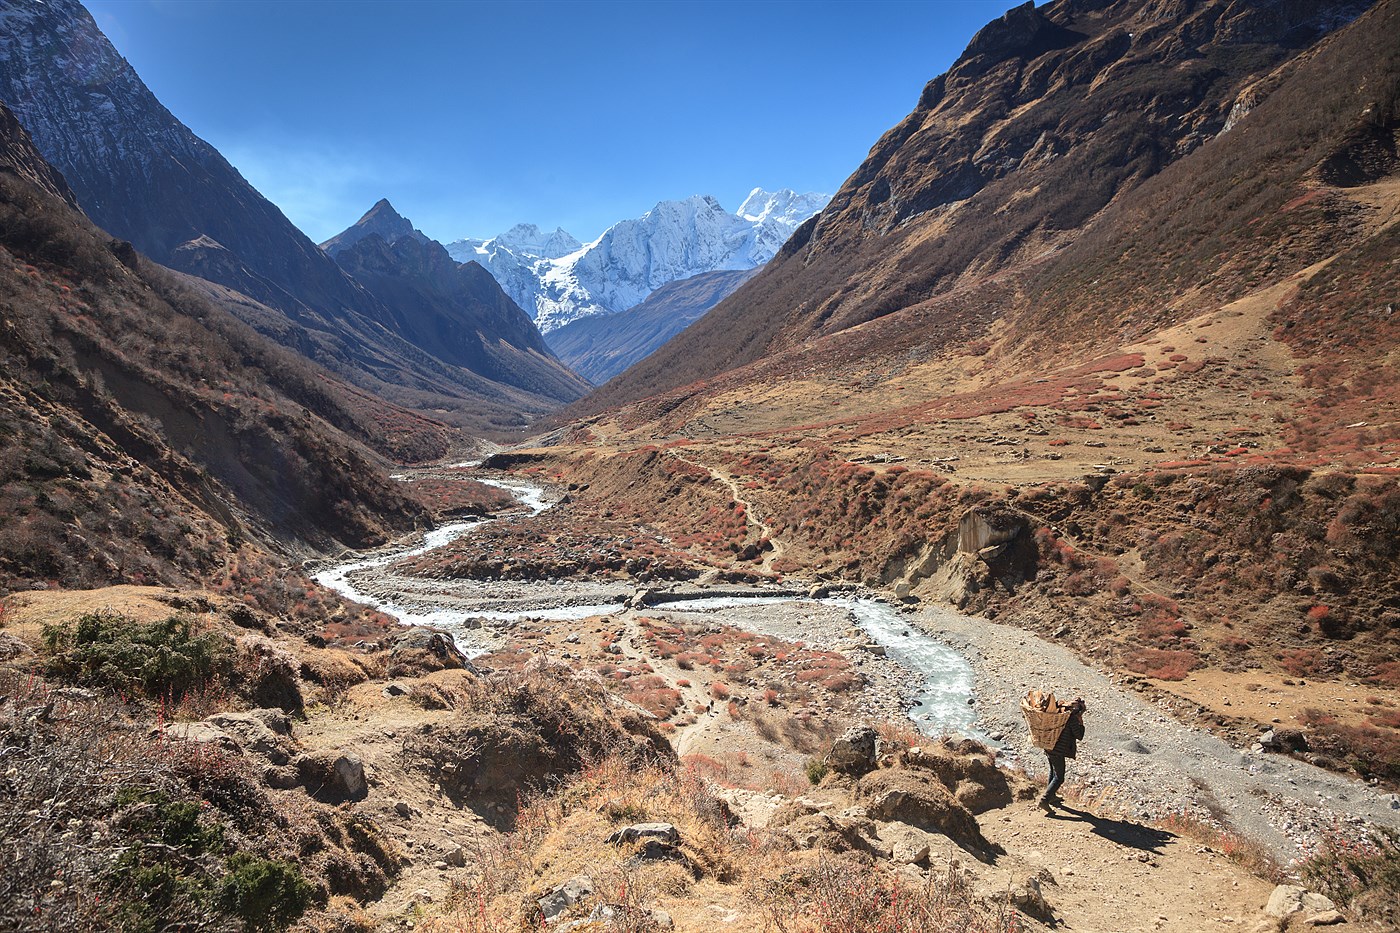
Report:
1260,729,1309,753
165,721,241,753
294,749,367,801
0,633,35,660
606,822,680,846
828,726,880,776
627,588,660,609
536,874,594,923
1303,893,1337,913
1305,910,1346,926
1265,885,1336,918
205,710,294,764
888,823,931,865
857,769,996,861
387,627,470,677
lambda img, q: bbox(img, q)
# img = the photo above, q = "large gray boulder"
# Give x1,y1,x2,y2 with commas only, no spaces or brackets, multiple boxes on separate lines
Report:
827,726,880,776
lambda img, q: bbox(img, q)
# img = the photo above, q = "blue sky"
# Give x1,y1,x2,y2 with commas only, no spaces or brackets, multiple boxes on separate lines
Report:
85,0,1014,244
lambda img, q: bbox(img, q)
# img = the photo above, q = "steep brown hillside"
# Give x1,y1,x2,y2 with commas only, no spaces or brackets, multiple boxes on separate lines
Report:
0,102,431,592
579,0,1376,414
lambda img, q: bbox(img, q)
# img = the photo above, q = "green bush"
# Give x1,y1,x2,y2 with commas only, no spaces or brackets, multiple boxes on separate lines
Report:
219,853,314,932
109,790,228,933
42,610,233,703
106,791,311,932
805,757,830,785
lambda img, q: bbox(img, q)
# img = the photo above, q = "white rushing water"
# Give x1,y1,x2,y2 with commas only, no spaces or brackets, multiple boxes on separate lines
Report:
830,597,988,744
648,593,988,742
316,475,987,738
311,477,557,648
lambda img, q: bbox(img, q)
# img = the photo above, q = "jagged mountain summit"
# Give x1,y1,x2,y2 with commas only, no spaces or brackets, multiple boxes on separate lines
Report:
322,200,591,400
446,187,829,332
320,198,430,257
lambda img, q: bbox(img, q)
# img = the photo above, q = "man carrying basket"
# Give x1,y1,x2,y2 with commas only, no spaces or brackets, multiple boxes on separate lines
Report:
1022,690,1087,812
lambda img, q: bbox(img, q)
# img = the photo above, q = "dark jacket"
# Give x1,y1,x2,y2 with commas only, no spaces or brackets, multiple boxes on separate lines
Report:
1052,711,1085,759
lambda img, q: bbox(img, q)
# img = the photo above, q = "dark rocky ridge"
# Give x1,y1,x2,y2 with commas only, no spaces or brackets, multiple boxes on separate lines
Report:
325,201,589,400
321,197,431,257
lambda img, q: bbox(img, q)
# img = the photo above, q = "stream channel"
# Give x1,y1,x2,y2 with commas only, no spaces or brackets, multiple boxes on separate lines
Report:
315,477,993,745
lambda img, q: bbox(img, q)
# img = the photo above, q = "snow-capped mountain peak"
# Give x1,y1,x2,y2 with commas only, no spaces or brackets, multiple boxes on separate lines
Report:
491,223,582,260
449,188,830,332
737,187,830,224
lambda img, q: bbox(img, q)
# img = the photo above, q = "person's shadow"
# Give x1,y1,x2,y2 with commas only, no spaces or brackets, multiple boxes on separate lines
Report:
1045,804,1176,853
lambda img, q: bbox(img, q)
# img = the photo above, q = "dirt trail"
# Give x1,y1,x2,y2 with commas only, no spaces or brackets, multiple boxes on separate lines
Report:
667,450,788,573
913,603,1400,863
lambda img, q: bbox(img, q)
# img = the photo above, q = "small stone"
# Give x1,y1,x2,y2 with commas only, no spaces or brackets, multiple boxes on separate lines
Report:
395,801,412,818
537,874,594,922
1305,910,1345,926
605,822,680,846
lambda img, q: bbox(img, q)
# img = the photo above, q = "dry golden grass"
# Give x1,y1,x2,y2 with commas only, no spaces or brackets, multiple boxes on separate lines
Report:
414,753,1019,933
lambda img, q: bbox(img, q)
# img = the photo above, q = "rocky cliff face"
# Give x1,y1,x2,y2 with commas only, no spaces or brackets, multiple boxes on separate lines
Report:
583,0,1377,410
0,0,375,318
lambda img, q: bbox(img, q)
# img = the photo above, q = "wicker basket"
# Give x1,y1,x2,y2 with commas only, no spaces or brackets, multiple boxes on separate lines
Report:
1022,701,1073,750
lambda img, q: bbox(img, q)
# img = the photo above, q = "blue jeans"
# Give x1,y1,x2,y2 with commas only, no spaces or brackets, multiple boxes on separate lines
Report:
1044,752,1067,799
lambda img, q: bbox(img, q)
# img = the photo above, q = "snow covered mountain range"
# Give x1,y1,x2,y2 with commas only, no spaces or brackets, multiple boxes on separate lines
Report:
447,188,829,332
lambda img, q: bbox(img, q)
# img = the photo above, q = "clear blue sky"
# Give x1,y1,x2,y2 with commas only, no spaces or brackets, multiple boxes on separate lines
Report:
85,0,1014,244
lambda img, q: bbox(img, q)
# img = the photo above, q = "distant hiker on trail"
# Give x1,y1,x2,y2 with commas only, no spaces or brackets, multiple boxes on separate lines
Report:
1021,690,1086,812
